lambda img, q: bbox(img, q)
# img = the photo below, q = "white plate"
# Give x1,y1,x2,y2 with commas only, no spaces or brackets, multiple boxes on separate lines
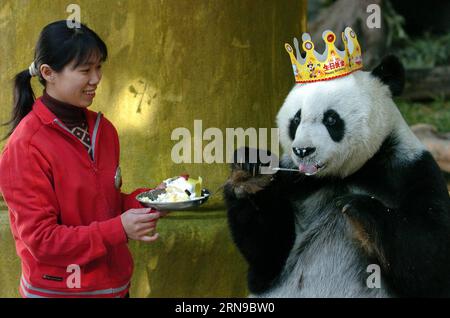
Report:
136,188,211,211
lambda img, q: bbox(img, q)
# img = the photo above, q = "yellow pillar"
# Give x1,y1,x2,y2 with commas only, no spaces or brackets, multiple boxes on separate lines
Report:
0,0,307,297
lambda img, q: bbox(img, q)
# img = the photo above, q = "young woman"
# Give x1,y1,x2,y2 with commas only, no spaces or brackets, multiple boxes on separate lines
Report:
0,20,162,298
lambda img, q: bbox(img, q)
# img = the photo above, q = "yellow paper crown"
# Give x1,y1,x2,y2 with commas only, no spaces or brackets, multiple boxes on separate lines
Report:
285,27,363,83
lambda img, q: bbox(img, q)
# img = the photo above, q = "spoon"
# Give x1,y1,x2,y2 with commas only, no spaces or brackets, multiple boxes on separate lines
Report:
271,167,300,172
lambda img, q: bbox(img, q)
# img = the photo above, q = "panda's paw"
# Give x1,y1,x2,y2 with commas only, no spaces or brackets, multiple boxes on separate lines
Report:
336,194,391,223
226,147,275,198
336,194,391,261
226,171,274,199
231,147,274,175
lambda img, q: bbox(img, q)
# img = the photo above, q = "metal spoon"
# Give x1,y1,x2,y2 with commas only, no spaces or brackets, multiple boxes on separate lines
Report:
271,167,300,172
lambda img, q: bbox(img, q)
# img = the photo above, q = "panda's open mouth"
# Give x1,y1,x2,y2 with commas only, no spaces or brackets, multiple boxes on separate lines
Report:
298,161,326,176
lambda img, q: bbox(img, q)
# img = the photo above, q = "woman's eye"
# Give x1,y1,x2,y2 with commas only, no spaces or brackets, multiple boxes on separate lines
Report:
80,69,89,73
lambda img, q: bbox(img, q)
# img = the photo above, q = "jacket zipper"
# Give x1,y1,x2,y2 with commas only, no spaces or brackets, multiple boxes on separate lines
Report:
91,113,102,164
52,113,103,169
50,113,116,290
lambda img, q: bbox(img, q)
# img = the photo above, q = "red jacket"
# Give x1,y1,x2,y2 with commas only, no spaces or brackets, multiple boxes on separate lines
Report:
0,98,149,298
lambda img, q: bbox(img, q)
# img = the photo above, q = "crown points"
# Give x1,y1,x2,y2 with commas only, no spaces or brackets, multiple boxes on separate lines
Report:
322,30,336,43
301,33,311,42
303,41,314,51
285,27,363,84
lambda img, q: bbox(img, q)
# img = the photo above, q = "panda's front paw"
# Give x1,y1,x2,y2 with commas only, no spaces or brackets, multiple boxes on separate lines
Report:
338,194,390,211
226,147,275,199
231,147,274,175
336,194,391,259
336,194,391,224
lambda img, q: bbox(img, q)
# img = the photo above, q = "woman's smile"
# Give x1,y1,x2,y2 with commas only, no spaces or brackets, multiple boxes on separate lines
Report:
83,88,96,98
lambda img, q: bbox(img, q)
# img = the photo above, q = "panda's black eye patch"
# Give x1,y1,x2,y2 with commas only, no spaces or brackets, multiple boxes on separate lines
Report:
323,109,345,142
289,109,301,140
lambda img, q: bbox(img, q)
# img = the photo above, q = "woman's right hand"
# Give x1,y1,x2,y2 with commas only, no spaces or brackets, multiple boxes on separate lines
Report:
120,208,161,242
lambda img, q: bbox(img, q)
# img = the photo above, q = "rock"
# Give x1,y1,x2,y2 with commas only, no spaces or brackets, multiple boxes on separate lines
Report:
411,124,450,173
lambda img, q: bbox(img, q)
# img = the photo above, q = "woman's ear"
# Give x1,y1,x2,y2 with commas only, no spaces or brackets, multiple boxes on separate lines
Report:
371,55,405,97
40,64,56,83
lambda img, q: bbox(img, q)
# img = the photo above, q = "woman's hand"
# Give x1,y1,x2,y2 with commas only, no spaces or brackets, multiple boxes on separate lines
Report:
120,208,162,242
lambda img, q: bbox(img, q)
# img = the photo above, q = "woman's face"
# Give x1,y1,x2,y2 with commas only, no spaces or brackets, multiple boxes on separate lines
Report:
44,56,103,108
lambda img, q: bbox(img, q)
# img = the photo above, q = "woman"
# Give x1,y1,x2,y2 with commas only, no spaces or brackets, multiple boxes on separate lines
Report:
0,20,162,298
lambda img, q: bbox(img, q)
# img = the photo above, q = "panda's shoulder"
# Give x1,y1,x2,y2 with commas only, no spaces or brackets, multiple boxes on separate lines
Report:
350,132,445,195
401,150,447,189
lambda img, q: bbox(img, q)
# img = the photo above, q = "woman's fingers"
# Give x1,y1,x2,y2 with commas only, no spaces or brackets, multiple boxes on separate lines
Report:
136,220,157,231
135,212,161,223
140,232,159,242
136,225,156,237
129,208,153,214
127,214,160,228
123,208,165,242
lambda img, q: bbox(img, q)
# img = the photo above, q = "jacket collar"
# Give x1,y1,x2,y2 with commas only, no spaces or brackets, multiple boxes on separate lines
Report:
33,97,100,136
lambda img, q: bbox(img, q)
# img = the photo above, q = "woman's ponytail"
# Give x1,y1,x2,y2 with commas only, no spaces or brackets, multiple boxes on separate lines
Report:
2,69,36,140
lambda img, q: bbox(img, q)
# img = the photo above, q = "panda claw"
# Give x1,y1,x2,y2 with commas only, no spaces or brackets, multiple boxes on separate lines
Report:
252,164,257,176
342,203,351,214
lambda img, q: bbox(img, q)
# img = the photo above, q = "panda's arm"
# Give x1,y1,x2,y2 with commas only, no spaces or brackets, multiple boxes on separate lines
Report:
383,154,450,297
342,152,450,297
223,172,296,295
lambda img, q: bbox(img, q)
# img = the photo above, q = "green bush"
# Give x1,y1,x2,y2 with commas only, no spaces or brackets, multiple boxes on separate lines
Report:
396,98,450,132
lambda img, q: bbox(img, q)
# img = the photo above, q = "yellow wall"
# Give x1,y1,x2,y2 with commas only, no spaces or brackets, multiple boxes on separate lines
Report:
0,0,306,198
0,0,306,297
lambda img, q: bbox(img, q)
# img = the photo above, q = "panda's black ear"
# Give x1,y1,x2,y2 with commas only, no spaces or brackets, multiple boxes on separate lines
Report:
371,55,405,96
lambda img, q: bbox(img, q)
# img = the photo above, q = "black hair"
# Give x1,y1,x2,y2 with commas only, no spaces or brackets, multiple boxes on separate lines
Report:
2,20,108,140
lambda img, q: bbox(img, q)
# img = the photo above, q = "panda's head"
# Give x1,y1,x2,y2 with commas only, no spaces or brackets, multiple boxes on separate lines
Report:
277,55,406,178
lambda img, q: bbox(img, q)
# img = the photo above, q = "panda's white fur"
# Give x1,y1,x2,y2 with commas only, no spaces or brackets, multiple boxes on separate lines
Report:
276,71,424,178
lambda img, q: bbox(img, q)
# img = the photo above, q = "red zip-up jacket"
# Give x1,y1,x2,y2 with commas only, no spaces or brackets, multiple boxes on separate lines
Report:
0,98,150,298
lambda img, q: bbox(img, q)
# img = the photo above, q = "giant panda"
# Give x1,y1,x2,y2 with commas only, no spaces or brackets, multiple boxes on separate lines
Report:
224,55,450,297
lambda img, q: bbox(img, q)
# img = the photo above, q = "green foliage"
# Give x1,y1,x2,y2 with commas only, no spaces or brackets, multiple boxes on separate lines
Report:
383,0,450,69
383,0,409,47
396,98,450,132
398,33,450,69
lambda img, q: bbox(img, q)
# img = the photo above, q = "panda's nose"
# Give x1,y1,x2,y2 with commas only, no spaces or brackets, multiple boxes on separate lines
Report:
293,147,316,158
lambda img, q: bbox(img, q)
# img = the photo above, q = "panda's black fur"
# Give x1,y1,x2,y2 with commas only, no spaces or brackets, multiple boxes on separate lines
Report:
224,56,450,297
